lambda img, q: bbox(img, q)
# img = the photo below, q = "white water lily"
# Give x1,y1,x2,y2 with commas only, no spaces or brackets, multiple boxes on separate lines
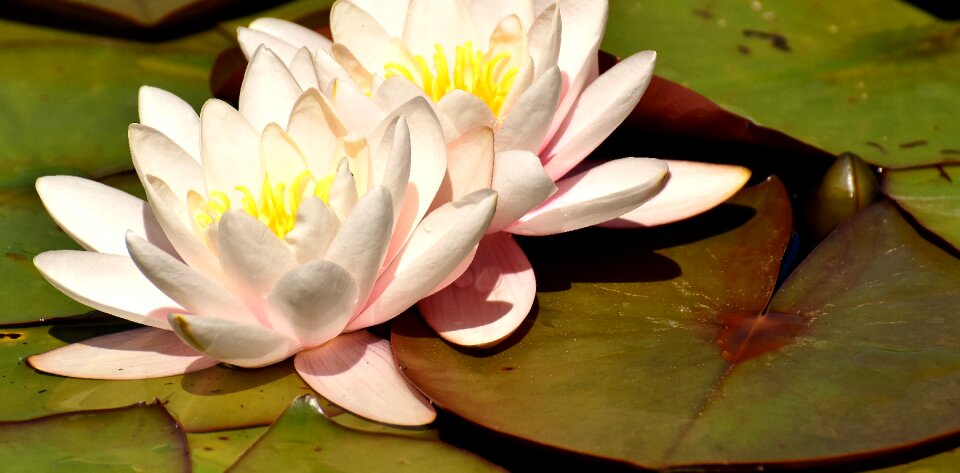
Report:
29,45,497,426
239,0,750,347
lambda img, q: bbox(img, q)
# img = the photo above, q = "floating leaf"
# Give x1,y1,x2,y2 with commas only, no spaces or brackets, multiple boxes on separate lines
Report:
602,1,960,168
884,164,960,250
188,427,267,473
393,178,960,469
1,323,314,432
0,402,189,472
228,396,503,472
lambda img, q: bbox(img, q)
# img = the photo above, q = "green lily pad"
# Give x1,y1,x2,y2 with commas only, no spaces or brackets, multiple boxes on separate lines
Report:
1,322,315,432
602,0,960,169
228,396,504,472
188,427,267,473
0,402,189,472
884,164,960,250
0,19,229,188
393,178,960,469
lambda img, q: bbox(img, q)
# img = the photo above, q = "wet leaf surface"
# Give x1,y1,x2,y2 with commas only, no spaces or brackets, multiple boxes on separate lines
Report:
602,0,960,169
227,396,504,472
0,402,189,472
188,427,266,473
884,164,960,251
393,178,960,469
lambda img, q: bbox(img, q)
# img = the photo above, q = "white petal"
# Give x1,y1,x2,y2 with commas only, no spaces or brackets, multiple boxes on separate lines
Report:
294,331,435,426
487,150,556,233
288,47,321,91
549,0,608,130
433,126,494,207
261,123,309,185
331,0,392,72
527,4,561,77
496,65,560,153
28,328,216,380
509,157,667,236
543,51,657,180
237,27,299,64
328,159,359,221
498,56,535,121
286,197,340,263
140,175,220,278
315,49,354,92
403,0,477,60
345,0,410,38
436,91,496,142
373,76,432,115
216,211,296,312
599,161,752,228
287,88,348,177
347,189,498,331
169,313,300,368
239,46,303,131
331,43,374,93
332,79,385,134
249,17,332,54
199,99,262,195
126,233,258,324
128,124,204,202
33,251,181,329
371,116,412,224
138,86,201,162
36,176,174,257
267,260,359,346
325,187,394,305
468,0,535,41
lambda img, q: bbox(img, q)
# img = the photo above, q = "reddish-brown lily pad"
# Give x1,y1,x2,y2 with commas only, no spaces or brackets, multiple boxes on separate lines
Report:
393,177,960,469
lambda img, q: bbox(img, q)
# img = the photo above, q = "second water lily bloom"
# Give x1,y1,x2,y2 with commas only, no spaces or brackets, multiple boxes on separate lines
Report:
239,0,751,347
29,45,497,426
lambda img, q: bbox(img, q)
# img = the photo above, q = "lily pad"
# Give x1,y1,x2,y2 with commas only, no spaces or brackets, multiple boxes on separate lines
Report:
188,427,267,473
1,322,315,432
884,164,960,250
0,402,189,472
228,396,504,472
602,0,960,169
393,178,960,469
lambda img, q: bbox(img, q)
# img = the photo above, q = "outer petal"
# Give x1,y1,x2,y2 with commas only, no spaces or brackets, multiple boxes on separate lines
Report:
347,0,410,38
496,66,561,153
288,47,321,91
331,0,393,72
28,328,216,380
169,313,300,368
371,116,411,224
128,124,204,202
199,99,262,195
548,0,608,133
237,27,299,64
238,46,303,131
249,18,332,53
600,161,752,228
217,211,296,313
324,187,394,305
347,189,498,331
294,331,435,426
141,175,220,279
527,4,561,77
542,51,657,180
432,126,494,208
36,176,174,257
137,86,201,162
403,0,477,60
126,233,258,325
508,157,667,236
33,251,181,329
267,260,359,346
419,232,534,347
486,150,557,233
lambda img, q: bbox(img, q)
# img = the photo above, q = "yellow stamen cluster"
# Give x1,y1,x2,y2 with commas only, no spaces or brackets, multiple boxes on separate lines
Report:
385,42,519,116
191,171,335,240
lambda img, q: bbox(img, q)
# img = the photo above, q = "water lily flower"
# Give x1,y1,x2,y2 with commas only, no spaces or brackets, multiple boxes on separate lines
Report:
238,0,750,348
29,45,498,426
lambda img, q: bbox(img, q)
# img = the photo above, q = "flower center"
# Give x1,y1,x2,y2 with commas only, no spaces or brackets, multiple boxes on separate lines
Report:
189,171,335,240
384,42,519,116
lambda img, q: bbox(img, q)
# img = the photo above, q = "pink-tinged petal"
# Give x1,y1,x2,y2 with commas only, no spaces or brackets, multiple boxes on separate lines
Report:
28,328,216,380
267,260,359,346
328,159,359,221
487,150,556,233
137,86,201,162
331,43,374,93
468,0,535,41
199,99,262,195
371,117,411,223
239,46,303,131
261,123,309,185
126,233,258,325
509,157,667,236
527,4,561,78
424,245,476,297
33,251,181,329
169,314,300,368
331,0,392,72
403,0,476,60
496,66,560,153
287,89,348,178
237,27,299,64
600,160,752,228
332,79,385,134
498,56,535,121
433,127,494,208
325,187,394,305
288,47,320,91
542,51,656,180
347,189,497,331
217,211,296,314
550,0,607,117
294,331,435,426
128,124,204,201
345,0,410,38
436,90,496,141
286,197,340,263
419,232,533,347
373,76,431,115
36,176,174,257
140,175,221,278
249,17,332,53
